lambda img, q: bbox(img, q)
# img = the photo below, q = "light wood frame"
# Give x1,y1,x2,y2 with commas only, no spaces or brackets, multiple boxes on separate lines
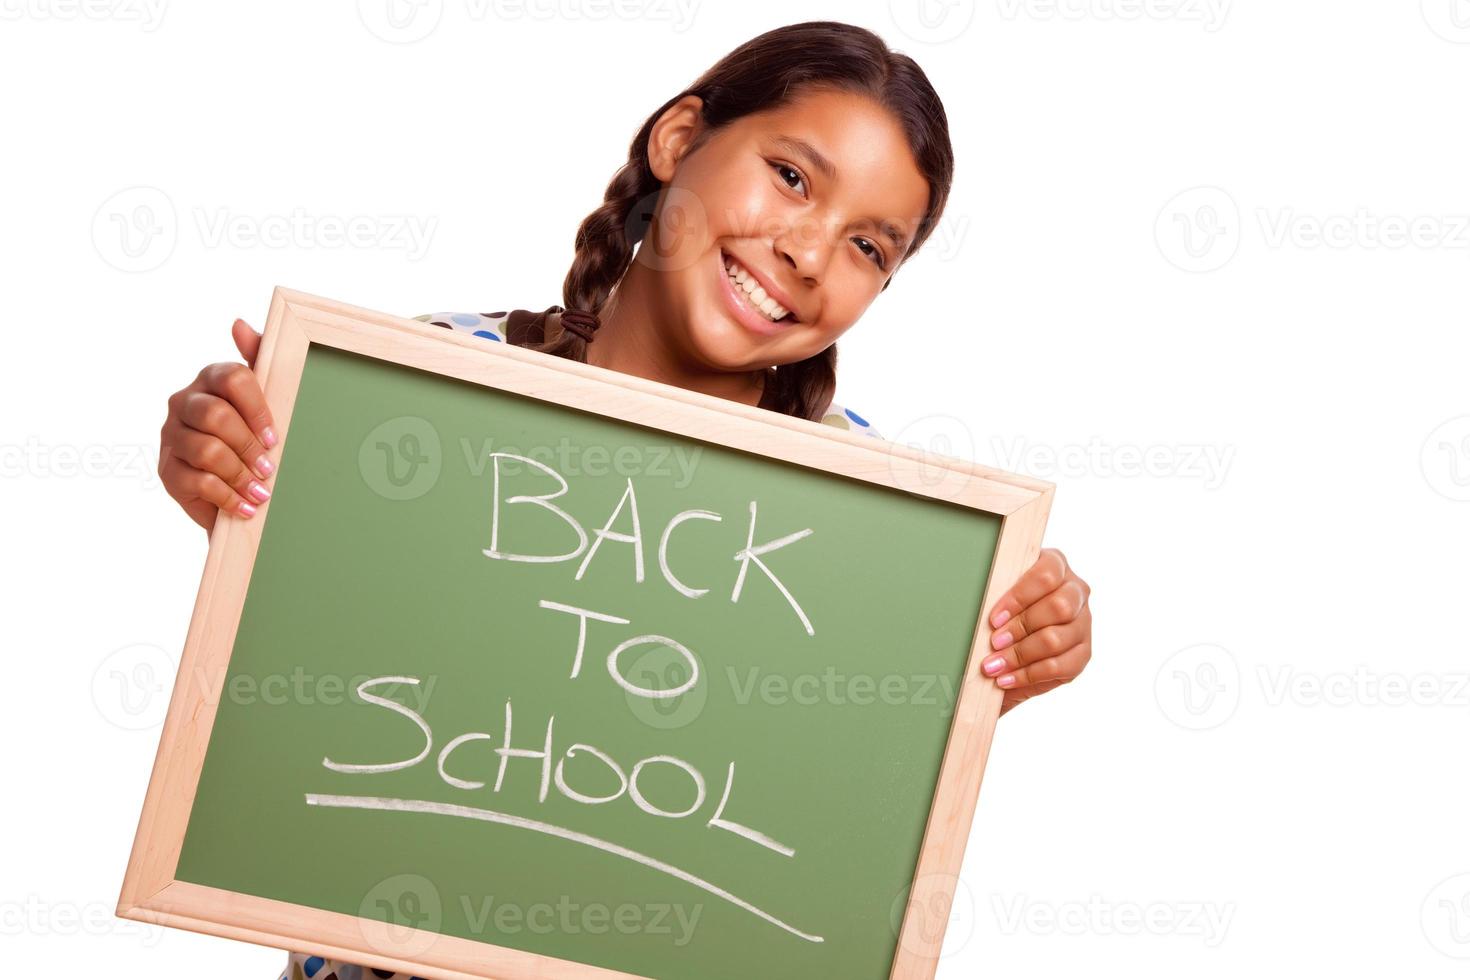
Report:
117,286,1054,980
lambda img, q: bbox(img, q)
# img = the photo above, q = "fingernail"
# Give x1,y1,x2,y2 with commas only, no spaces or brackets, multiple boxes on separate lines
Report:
247,481,271,503
982,655,1006,676
256,455,275,477
262,427,278,449
991,608,1010,629
996,673,1016,689
239,502,257,518
992,631,1013,650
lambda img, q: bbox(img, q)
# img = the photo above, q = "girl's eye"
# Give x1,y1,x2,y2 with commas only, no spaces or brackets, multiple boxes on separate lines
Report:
853,237,887,270
771,161,806,196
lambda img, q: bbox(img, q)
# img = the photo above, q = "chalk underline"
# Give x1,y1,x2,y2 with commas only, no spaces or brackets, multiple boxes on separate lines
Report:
303,793,824,944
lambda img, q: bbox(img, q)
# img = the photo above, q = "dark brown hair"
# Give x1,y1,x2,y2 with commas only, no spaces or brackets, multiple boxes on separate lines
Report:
523,20,954,422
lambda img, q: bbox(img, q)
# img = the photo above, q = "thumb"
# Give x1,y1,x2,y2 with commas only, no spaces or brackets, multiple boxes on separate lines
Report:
232,318,262,368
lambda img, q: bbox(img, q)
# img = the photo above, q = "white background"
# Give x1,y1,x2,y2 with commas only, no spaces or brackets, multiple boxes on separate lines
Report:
4,1,1469,977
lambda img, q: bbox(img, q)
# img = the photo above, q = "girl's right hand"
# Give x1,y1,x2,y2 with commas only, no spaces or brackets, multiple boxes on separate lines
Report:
159,319,278,533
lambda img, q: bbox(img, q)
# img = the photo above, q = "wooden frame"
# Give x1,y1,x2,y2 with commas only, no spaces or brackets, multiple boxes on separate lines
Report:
117,286,1054,980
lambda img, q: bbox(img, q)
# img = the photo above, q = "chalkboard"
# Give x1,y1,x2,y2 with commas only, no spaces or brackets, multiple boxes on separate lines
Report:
119,287,1054,980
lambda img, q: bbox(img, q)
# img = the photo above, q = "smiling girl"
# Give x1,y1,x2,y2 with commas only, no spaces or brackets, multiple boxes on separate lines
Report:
156,20,1093,979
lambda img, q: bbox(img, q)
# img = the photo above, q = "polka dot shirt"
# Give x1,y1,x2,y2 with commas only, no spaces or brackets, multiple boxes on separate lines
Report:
277,308,879,979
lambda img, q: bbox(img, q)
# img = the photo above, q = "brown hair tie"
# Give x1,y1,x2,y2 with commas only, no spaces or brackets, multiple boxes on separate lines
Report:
554,307,601,343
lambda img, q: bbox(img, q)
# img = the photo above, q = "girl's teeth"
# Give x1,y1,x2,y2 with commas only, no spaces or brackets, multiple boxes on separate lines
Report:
724,256,790,321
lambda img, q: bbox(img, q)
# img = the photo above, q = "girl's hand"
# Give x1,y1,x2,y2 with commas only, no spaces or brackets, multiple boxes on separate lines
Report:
981,548,1092,715
158,319,277,533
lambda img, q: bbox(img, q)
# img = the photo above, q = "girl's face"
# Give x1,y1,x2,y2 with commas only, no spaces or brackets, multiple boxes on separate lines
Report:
639,87,933,374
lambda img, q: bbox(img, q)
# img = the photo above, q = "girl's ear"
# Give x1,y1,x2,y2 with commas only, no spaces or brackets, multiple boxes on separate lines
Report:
647,94,706,182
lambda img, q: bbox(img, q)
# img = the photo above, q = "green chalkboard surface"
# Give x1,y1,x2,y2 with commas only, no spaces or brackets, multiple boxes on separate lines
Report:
174,342,1001,979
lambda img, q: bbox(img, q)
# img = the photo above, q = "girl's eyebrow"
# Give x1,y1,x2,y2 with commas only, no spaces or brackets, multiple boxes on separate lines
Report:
771,135,838,182
769,135,913,254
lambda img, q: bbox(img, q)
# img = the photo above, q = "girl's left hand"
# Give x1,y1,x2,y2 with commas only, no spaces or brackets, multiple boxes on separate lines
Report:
981,548,1092,715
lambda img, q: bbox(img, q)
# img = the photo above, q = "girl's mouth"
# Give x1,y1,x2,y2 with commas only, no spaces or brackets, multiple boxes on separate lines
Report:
718,249,798,337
